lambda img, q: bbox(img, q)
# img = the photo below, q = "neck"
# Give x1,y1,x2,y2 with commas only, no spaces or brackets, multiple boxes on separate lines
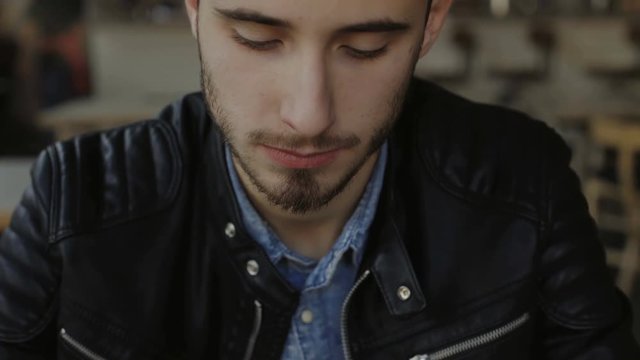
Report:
234,151,381,260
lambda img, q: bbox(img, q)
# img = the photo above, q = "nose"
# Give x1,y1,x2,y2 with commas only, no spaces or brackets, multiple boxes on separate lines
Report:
280,50,335,138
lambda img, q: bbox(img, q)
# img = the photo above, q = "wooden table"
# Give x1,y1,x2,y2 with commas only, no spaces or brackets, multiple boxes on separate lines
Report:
38,96,167,140
0,211,11,234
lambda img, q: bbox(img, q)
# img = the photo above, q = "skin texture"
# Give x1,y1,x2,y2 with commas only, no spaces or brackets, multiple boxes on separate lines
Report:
185,0,452,259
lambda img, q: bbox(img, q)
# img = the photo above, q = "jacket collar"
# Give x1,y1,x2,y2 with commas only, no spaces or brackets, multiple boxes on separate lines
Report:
204,126,299,309
362,110,427,316
202,82,427,315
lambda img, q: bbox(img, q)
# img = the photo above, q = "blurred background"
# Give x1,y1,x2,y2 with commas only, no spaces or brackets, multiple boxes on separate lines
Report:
1,0,640,341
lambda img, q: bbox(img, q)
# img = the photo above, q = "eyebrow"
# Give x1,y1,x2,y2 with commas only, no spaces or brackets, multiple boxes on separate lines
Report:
214,8,411,34
215,8,292,28
337,20,411,34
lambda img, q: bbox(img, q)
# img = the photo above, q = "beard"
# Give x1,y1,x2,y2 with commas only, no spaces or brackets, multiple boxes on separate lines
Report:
198,47,416,214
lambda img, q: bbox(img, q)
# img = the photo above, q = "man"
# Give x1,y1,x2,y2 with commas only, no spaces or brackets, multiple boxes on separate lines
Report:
0,0,638,358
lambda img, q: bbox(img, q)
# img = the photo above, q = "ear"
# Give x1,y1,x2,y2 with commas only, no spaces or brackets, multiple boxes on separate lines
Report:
418,0,453,58
184,0,199,39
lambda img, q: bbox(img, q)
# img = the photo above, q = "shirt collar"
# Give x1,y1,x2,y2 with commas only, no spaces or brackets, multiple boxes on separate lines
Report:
224,147,288,263
225,142,388,285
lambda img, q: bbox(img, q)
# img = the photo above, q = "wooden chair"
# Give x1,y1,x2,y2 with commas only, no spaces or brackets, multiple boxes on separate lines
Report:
489,22,556,106
584,117,640,295
589,20,640,80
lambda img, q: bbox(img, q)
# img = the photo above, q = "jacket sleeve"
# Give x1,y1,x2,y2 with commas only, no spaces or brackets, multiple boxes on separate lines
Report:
0,148,60,358
535,128,640,359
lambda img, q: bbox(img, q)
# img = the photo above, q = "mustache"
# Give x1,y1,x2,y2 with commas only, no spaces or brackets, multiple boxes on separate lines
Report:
248,131,361,151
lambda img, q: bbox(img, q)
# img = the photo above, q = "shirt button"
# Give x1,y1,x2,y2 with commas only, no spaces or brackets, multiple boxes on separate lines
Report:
225,223,236,238
397,286,412,301
300,309,314,324
246,260,259,276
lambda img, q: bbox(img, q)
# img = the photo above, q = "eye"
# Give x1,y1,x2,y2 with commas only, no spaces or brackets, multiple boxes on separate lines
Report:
344,45,389,60
231,31,280,51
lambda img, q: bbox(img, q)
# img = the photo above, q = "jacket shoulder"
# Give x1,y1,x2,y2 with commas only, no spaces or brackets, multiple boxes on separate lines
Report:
411,79,569,219
43,93,209,240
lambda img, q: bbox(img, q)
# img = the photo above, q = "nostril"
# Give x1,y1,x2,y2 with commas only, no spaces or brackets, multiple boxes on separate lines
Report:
280,99,335,136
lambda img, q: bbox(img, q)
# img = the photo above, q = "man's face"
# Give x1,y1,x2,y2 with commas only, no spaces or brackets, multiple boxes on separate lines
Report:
194,0,432,214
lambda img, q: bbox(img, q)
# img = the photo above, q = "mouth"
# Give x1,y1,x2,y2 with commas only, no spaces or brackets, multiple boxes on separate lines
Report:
260,145,343,169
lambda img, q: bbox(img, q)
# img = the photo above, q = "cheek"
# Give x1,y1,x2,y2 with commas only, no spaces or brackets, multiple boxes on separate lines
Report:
201,37,280,131
334,58,412,134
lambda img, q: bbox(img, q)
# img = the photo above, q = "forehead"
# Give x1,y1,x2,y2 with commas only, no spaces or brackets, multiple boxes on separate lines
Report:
208,0,426,28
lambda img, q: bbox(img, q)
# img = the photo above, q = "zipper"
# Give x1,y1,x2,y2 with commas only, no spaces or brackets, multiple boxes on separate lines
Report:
242,300,263,360
409,312,530,360
341,269,371,360
59,328,108,360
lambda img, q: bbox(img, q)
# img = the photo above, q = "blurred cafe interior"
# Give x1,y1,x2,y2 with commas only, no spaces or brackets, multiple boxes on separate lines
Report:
1,0,640,341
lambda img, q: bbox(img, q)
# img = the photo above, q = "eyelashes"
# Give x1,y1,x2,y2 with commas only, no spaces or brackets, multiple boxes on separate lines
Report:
231,32,281,51
344,45,389,60
231,31,389,61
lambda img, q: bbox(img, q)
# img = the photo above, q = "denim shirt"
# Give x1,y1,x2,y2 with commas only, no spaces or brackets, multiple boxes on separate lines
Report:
225,143,388,360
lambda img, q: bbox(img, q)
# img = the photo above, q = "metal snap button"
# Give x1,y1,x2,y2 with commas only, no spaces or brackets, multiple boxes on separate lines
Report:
246,260,259,276
397,286,412,301
301,309,314,324
225,223,236,238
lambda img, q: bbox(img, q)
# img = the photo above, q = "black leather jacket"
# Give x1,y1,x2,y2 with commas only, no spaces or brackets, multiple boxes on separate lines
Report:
1,79,638,359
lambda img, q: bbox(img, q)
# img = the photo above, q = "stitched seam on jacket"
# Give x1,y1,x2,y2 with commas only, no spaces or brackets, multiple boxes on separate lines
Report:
0,148,62,342
47,146,60,243
357,275,532,349
393,219,426,311
49,120,184,242
413,107,540,224
63,297,164,355
0,241,60,343
371,217,426,316
0,292,60,342
535,131,613,330
390,218,426,303
418,149,539,224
